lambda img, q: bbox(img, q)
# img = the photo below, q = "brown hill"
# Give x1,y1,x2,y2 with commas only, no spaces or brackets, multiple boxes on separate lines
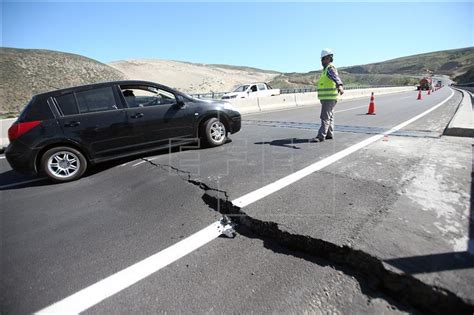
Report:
0,47,126,113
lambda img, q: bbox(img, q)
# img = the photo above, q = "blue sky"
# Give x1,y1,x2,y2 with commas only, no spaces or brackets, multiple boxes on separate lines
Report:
2,1,473,72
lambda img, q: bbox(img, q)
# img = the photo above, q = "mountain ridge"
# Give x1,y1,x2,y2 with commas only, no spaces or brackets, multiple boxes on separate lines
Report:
1,46,472,114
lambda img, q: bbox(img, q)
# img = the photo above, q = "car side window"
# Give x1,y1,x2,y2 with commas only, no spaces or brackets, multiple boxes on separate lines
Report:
75,87,118,113
250,85,258,92
156,89,176,105
120,86,176,107
257,84,266,91
55,93,79,116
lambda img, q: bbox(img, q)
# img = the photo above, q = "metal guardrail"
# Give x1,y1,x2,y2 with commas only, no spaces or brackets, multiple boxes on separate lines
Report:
453,82,474,87
189,92,228,99
190,85,410,99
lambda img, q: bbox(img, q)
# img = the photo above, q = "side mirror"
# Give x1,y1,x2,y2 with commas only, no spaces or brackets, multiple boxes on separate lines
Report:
177,95,185,107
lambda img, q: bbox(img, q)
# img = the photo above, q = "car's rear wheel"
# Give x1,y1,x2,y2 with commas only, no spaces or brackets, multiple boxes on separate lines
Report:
41,146,87,182
202,117,227,147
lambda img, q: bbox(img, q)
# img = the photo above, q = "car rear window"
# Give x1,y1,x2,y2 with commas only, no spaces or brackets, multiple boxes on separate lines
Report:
76,87,118,113
19,95,54,122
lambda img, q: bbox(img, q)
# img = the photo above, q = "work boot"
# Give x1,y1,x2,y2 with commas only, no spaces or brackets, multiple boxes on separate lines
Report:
325,135,334,140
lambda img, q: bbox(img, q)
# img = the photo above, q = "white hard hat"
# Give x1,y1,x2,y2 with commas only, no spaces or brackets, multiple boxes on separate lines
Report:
321,48,333,58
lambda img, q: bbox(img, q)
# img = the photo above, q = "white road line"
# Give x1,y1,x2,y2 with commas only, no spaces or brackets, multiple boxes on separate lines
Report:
131,157,158,167
36,89,455,313
132,160,146,167
36,220,226,314
243,104,318,117
232,89,455,208
334,105,368,113
0,155,6,159
397,94,418,100
0,178,47,189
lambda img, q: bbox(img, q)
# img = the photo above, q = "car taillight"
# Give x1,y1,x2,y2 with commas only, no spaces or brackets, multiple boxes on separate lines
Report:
8,120,42,142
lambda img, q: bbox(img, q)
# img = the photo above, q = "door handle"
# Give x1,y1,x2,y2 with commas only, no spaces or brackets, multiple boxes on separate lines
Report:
131,113,144,119
64,121,81,127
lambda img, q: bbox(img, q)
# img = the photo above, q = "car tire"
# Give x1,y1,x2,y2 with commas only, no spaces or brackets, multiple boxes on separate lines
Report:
41,146,87,182
202,117,227,147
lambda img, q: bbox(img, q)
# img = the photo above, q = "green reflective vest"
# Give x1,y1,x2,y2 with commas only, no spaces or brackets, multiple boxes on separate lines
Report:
317,64,338,100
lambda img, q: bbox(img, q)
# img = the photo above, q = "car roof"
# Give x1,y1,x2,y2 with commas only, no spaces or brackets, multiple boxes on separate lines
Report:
234,82,267,88
34,80,182,97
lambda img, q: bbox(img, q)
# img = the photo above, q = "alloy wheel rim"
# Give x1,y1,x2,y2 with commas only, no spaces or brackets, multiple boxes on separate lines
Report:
47,151,80,178
210,121,225,142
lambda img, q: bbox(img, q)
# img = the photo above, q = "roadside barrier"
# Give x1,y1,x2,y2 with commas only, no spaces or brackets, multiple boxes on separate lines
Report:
258,94,297,112
1,118,16,151
227,86,415,114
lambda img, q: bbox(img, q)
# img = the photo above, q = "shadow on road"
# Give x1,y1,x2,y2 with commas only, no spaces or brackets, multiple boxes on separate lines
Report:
255,138,313,149
384,251,474,273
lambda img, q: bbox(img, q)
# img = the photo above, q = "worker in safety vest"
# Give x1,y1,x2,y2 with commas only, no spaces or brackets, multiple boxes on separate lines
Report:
311,48,344,142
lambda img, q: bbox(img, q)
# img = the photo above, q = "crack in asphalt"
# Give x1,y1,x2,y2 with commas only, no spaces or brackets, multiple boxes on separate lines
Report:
142,157,474,315
141,158,230,201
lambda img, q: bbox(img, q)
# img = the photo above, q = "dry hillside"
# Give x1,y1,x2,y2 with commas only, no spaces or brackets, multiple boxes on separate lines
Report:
0,48,126,113
2,46,472,115
108,59,280,94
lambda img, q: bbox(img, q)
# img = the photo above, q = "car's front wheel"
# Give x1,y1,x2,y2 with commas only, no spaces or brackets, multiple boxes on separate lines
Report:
202,117,227,147
41,146,87,182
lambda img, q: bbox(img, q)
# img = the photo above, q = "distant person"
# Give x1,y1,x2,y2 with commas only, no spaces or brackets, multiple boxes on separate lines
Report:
311,48,344,142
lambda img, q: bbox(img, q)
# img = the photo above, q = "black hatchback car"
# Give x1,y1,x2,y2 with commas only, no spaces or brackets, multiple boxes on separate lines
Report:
6,80,241,182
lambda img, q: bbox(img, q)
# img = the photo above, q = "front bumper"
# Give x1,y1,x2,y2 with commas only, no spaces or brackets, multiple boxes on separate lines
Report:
229,115,241,134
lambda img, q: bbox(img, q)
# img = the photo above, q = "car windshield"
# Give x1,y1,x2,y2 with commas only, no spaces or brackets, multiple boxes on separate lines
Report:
233,85,250,92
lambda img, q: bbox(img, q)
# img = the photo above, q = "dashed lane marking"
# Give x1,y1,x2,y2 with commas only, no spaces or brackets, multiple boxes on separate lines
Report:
132,160,147,167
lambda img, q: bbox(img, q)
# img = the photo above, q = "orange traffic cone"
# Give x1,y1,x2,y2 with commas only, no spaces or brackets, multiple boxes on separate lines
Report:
417,89,422,100
428,88,431,95
367,92,376,115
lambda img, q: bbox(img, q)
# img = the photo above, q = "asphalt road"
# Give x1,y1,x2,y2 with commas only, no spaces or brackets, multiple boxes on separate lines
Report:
1,87,473,314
